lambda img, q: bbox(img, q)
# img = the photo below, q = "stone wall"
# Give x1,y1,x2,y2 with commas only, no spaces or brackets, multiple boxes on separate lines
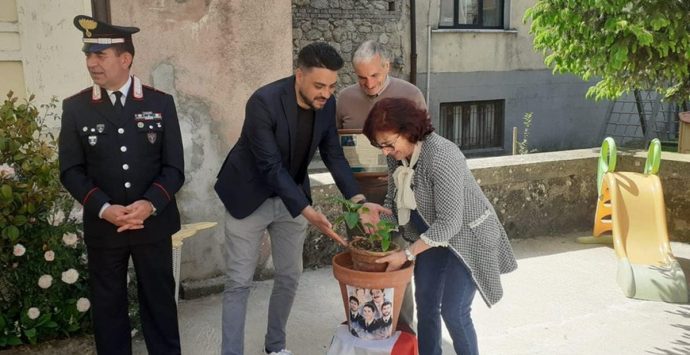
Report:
469,151,599,239
292,0,412,89
311,148,690,245
181,148,690,298
305,149,690,270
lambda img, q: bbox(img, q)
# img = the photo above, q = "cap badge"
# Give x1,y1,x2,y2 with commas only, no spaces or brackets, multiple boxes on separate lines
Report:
96,124,105,133
147,132,157,144
88,135,98,146
78,18,98,37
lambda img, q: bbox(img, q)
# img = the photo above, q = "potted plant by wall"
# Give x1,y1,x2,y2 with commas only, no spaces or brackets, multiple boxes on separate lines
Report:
329,197,413,340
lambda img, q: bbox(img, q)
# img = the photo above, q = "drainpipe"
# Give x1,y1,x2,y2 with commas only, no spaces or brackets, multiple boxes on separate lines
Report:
91,0,111,22
409,0,417,85
425,19,432,106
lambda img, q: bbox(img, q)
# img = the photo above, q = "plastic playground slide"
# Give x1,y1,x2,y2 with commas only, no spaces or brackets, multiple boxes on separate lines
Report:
587,138,688,303
598,172,687,303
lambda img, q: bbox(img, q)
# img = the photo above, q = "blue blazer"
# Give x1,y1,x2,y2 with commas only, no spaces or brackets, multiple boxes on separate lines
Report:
215,76,359,219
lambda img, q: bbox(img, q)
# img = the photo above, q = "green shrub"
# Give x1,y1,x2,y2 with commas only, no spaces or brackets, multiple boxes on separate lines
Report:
0,91,90,347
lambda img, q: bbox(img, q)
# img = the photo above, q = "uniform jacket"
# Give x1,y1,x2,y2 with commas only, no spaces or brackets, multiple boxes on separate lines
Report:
59,77,185,248
385,133,517,306
215,76,359,219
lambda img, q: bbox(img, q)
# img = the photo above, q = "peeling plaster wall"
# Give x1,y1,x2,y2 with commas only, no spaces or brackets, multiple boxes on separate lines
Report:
111,0,293,281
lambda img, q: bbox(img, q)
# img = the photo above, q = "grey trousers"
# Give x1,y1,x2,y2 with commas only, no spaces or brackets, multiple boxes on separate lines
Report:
221,198,308,355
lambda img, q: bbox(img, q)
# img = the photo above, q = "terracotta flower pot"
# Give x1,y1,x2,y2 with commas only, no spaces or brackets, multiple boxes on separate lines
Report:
348,238,401,272
332,252,413,339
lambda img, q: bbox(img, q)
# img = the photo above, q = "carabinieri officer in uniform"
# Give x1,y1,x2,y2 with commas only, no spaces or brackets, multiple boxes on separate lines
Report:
58,15,184,355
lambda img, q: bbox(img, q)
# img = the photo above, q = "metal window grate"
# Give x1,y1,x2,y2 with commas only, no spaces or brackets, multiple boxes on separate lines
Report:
439,0,504,29
440,100,504,150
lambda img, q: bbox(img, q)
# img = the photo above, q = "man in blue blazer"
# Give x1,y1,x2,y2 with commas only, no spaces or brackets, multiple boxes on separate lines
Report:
214,42,387,355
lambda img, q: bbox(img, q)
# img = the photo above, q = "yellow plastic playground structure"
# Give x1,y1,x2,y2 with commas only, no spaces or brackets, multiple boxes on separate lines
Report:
580,138,688,303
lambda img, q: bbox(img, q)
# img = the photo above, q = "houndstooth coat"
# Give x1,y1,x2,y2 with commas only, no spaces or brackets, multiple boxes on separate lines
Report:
383,132,517,307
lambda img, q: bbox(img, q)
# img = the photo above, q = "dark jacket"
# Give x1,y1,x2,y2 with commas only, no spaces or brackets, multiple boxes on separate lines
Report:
59,79,184,248
214,76,359,218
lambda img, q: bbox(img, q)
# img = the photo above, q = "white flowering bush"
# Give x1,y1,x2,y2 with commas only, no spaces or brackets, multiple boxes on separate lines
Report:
0,92,90,346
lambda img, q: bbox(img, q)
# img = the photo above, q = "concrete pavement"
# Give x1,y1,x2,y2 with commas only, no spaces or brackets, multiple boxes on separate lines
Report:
133,234,690,355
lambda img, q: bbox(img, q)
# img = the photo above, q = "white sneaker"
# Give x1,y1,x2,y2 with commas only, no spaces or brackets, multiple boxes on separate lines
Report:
267,349,293,355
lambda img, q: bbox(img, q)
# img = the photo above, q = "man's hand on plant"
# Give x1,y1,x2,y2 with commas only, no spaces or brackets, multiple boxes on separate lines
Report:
302,205,348,247
359,202,392,235
375,251,406,272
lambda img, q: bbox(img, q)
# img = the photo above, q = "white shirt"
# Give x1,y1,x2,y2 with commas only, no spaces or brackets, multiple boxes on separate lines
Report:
106,76,132,107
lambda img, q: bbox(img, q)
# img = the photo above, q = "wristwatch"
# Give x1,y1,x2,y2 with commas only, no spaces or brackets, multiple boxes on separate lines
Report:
147,200,157,216
403,247,416,262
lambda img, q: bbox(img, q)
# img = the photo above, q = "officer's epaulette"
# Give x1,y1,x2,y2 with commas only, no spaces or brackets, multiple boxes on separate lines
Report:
142,84,167,95
65,87,92,100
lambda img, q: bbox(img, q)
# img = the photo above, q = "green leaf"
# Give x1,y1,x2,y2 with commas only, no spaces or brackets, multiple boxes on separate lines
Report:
381,238,390,252
12,214,27,226
35,313,50,327
650,17,669,31
3,225,19,240
0,184,11,200
24,328,37,344
7,336,22,346
344,211,359,230
66,323,80,332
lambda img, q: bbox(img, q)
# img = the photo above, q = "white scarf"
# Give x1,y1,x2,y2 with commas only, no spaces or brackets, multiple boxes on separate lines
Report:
392,142,422,225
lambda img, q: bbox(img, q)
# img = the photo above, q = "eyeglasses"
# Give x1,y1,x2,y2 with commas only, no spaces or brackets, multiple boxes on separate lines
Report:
371,134,399,150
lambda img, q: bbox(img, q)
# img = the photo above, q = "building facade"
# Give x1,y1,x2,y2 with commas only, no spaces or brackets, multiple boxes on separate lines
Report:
293,0,611,156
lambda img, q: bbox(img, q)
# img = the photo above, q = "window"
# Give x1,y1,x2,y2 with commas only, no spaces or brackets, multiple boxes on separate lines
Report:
439,100,504,151
439,0,504,29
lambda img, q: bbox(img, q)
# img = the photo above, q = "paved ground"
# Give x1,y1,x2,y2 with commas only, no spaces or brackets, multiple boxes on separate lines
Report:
146,233,690,355
4,234,689,354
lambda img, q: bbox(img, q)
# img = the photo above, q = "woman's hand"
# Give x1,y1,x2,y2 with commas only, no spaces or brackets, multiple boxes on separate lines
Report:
375,250,407,271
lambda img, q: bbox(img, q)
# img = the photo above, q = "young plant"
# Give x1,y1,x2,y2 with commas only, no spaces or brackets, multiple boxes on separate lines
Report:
517,112,538,155
331,197,397,252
